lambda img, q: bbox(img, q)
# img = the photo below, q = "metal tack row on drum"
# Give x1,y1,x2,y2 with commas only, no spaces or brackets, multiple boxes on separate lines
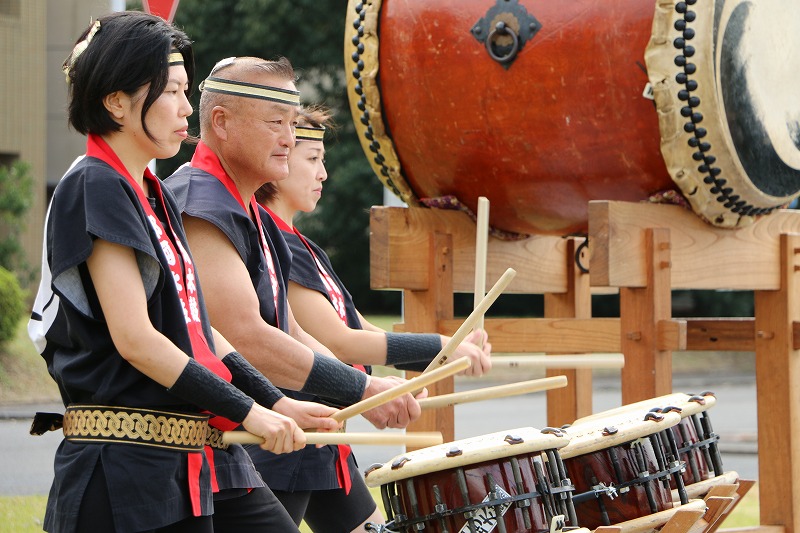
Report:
363,392,737,533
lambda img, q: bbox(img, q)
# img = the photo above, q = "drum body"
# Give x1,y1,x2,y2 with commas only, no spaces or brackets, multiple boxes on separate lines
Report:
672,416,710,486
364,427,575,533
573,392,723,490
345,0,800,236
656,393,724,488
560,411,685,529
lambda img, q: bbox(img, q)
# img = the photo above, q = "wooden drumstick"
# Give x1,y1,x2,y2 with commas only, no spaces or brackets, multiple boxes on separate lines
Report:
422,267,517,374
223,430,444,447
330,356,471,423
473,197,490,348
418,375,568,410
491,354,625,369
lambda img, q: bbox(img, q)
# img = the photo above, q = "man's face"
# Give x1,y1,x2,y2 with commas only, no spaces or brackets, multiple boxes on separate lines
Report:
224,76,299,184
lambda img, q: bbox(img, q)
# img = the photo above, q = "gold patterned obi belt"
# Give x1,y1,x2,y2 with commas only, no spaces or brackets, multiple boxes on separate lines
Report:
62,405,211,452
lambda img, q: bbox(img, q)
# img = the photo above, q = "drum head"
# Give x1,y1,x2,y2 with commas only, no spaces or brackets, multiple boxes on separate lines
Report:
560,411,681,459
573,391,716,425
363,426,569,486
646,0,800,228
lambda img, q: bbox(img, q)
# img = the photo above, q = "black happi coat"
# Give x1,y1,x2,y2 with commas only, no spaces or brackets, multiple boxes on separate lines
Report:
282,230,362,332
28,156,218,533
167,164,357,491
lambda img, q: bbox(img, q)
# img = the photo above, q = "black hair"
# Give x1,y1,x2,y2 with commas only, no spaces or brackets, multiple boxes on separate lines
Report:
65,11,194,141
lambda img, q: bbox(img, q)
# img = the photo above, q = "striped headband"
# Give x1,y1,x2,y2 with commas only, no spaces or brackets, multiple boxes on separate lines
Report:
199,76,301,106
296,125,325,141
168,51,184,65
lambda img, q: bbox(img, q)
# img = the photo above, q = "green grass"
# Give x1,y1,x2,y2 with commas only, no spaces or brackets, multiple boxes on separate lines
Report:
0,495,47,533
0,486,762,532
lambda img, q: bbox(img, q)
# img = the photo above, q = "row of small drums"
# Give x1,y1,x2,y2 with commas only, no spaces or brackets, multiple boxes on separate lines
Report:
364,392,734,533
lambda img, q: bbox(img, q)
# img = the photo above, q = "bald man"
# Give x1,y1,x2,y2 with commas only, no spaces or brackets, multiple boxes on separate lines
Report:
166,56,423,532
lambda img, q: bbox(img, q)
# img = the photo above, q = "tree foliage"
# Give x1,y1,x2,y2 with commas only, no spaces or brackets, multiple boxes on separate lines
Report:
0,266,24,344
0,161,35,283
160,0,396,312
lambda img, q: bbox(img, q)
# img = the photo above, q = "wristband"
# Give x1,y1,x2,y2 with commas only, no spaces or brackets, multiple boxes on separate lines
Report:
222,351,285,409
300,351,368,407
385,332,442,367
168,358,254,423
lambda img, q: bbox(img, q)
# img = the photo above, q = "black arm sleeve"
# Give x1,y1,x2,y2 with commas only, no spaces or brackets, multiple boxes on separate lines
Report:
168,358,254,423
222,351,285,409
300,351,368,407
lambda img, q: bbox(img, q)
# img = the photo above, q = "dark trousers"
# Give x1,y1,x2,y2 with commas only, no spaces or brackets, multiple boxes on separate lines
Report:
213,486,300,532
273,472,378,533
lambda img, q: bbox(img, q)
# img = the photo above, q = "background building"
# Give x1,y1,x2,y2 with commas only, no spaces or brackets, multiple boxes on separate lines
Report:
0,0,120,288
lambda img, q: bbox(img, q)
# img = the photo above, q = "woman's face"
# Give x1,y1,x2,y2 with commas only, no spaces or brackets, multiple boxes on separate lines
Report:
126,65,193,161
279,139,328,213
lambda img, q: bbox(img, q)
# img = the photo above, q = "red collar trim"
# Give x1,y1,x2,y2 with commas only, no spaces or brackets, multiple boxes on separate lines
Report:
86,133,158,186
263,206,294,233
190,141,248,211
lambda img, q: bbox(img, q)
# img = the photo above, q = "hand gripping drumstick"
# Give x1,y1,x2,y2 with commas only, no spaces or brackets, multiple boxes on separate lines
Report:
222,430,444,447
418,375,568,410
331,356,472,422
422,267,517,374
223,347,470,447
473,197,490,349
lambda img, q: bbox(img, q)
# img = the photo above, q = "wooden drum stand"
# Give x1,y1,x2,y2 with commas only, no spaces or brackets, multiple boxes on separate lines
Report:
370,200,800,533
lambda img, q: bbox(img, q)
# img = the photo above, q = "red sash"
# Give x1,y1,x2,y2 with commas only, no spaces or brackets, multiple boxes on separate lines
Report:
191,142,280,326
265,207,367,494
86,134,234,508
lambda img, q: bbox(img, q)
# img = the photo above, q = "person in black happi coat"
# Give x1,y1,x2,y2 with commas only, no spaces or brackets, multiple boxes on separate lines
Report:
28,13,338,533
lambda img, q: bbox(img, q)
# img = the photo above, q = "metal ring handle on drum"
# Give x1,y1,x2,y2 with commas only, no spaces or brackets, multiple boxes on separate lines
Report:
485,21,520,65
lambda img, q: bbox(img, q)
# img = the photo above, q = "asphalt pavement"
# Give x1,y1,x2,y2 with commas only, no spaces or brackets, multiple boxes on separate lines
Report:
0,371,759,496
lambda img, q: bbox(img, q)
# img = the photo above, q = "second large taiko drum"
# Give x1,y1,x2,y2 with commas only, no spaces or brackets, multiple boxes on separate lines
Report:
345,0,800,236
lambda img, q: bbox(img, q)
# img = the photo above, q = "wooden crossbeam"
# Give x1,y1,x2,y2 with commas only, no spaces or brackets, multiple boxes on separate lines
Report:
371,206,569,293
588,201,800,290
431,317,620,353
685,319,755,351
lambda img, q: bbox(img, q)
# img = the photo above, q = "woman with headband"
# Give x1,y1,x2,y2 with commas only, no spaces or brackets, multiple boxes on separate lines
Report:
28,12,338,532
255,106,492,532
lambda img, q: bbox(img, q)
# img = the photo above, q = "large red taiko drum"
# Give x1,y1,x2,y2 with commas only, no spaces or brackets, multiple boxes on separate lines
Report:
345,0,800,236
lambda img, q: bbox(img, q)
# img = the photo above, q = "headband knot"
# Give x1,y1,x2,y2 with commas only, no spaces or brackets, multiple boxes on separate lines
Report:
62,19,101,84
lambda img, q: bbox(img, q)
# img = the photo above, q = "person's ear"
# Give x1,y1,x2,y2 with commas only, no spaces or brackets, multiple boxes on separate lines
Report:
210,106,230,141
103,91,126,120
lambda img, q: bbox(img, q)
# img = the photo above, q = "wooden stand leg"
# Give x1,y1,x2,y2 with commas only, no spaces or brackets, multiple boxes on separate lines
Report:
546,237,593,426
754,234,800,531
403,232,456,447
619,228,673,404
